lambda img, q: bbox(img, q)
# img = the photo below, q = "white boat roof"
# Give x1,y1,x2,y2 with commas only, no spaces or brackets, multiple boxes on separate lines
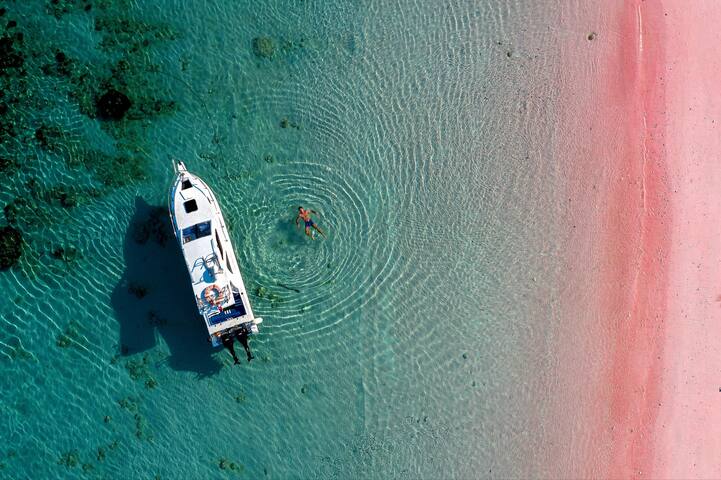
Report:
169,162,258,339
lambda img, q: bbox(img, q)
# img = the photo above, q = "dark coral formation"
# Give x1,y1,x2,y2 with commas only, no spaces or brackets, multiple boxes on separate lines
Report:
0,4,183,280
0,225,22,270
0,33,24,72
96,88,131,120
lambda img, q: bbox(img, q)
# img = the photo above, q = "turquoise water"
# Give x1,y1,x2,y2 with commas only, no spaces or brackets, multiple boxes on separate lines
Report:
1,0,572,478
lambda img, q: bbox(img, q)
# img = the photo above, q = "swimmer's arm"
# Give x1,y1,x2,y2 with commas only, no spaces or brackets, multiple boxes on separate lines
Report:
310,209,319,215
294,214,300,226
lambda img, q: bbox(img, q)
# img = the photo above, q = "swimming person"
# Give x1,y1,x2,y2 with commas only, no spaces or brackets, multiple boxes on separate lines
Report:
295,206,326,239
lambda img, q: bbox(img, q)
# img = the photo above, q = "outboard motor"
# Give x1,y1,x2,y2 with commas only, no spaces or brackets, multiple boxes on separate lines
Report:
236,326,254,362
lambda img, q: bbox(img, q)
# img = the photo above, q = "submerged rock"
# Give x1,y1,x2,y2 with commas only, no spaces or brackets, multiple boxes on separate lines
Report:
96,89,131,120
0,225,22,270
252,36,275,58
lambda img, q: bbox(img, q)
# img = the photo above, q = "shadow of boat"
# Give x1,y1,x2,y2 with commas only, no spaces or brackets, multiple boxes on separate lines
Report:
111,197,224,377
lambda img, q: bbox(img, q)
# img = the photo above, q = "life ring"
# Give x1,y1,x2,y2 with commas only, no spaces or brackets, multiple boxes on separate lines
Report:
203,284,224,306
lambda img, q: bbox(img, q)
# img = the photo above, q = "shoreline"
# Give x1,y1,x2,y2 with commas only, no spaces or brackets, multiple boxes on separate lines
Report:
551,1,670,477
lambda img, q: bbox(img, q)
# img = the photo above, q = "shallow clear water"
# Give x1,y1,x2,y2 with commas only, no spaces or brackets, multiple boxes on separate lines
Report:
1,0,576,477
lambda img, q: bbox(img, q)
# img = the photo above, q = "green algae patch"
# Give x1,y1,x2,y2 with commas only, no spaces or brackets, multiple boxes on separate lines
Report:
124,354,151,380
252,37,275,58
144,377,158,389
4,337,33,362
252,35,307,61
57,450,80,468
56,319,85,349
117,396,138,412
279,117,300,129
94,15,179,53
117,396,154,440
133,413,152,440
218,457,245,475
253,285,284,308
77,149,147,187
123,352,161,389
0,225,22,270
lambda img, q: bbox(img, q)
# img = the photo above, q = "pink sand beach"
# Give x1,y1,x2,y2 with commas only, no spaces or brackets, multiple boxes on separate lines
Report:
553,1,721,478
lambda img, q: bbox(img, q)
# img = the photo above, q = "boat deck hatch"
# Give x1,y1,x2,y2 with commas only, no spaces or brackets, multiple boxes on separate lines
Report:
181,179,192,190
182,221,212,244
183,199,198,213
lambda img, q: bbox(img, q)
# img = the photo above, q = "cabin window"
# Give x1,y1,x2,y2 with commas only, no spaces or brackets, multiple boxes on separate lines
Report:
181,179,192,190
226,257,233,273
214,230,224,259
183,199,198,213
181,221,212,244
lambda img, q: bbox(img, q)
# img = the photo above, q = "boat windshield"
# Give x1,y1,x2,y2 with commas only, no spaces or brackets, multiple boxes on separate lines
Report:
182,221,212,244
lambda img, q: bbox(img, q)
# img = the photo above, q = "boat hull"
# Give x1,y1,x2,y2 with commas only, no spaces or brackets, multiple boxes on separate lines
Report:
168,161,262,347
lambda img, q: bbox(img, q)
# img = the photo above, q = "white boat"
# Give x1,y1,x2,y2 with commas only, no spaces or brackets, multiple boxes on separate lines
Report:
168,161,262,356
